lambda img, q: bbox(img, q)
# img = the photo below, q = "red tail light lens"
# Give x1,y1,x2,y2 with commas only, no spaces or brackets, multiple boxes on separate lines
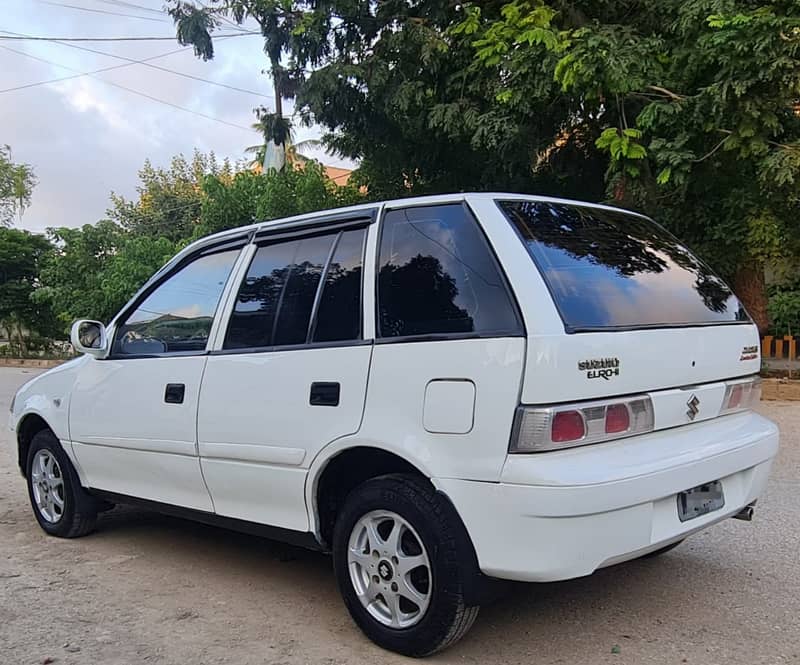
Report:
551,410,586,442
722,376,761,414
605,403,630,433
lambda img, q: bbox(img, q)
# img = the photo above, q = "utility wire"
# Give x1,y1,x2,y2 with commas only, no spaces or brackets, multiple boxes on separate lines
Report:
36,0,170,22
95,0,166,14
0,43,253,131
0,31,258,42
0,29,274,99
0,45,188,93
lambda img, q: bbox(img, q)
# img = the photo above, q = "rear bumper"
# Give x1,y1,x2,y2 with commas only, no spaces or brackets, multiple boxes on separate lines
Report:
435,411,778,582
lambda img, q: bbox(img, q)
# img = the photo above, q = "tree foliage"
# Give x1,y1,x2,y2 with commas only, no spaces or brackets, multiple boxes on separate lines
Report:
0,145,37,225
33,153,362,330
108,151,233,242
456,0,800,331
0,228,55,349
252,0,799,331
292,0,606,199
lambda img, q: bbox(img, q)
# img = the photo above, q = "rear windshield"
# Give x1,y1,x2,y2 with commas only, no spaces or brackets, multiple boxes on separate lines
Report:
499,200,749,332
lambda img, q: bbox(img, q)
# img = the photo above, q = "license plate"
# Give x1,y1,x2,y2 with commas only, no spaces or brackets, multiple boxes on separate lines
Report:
677,481,725,522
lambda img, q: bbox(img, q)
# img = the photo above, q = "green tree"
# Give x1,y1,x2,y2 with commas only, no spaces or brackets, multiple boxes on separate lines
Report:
457,0,800,332
108,151,232,242
37,155,362,328
277,1,606,199
167,0,302,169
0,145,37,225
36,220,177,329
0,228,55,351
200,159,363,236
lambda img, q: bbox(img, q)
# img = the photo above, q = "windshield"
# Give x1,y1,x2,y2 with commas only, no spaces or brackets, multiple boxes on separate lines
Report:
499,200,750,332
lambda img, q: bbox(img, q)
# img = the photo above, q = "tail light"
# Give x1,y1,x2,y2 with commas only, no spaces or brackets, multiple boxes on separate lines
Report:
551,410,585,442
721,376,761,415
510,395,654,453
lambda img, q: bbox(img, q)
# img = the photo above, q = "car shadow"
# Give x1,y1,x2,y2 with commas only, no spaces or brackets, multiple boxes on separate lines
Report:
90,506,751,662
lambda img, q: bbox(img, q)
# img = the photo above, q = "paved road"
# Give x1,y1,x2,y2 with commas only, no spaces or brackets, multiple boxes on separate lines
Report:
1,367,798,665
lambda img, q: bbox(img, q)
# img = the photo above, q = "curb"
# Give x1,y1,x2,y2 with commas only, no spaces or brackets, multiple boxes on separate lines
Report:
0,358,67,369
761,378,800,401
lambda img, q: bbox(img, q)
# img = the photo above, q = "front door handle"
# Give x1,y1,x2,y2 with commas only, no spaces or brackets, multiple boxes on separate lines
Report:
164,383,185,404
310,382,340,407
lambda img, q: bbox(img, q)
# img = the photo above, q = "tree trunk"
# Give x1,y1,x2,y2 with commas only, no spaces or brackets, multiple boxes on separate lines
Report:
272,67,286,170
733,259,769,335
16,320,27,356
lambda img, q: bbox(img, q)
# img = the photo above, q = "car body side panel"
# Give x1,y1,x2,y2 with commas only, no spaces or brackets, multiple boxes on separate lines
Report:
347,338,525,482
9,357,87,473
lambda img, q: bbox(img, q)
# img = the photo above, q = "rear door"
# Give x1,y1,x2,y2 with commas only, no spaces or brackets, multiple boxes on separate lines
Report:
197,216,373,531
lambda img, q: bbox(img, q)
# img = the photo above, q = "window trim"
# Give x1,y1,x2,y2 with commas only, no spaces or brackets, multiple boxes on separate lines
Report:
373,201,525,343
209,338,373,356
253,209,377,241
496,199,751,335
106,241,248,361
220,218,370,354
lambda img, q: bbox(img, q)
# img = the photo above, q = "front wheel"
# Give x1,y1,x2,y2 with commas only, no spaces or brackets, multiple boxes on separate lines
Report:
26,430,97,538
332,474,479,657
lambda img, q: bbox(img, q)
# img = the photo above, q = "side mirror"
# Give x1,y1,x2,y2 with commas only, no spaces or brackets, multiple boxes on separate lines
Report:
70,320,109,358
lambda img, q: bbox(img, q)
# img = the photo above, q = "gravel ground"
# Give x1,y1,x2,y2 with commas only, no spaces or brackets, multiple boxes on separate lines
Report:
1,367,798,665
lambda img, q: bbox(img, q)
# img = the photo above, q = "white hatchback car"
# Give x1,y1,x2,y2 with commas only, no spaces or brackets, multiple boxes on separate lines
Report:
10,194,778,656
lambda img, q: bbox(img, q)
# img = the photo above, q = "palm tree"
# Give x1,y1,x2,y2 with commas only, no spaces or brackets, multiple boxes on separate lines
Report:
245,108,323,171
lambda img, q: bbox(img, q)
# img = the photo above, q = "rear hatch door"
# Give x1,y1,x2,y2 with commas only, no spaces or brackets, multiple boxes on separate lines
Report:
497,200,760,416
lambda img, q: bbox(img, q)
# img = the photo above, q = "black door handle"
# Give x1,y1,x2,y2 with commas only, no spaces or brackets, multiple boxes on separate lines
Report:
310,382,340,406
164,383,185,404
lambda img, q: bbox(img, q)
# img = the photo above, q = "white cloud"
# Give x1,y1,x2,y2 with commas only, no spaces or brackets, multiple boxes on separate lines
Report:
1,0,354,234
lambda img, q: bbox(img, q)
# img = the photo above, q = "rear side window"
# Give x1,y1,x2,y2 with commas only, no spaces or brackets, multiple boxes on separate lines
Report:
312,228,365,342
377,204,521,339
499,200,749,332
224,228,365,350
273,234,334,346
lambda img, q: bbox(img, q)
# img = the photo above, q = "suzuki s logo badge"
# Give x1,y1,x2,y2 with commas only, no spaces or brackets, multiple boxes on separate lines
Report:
686,394,700,421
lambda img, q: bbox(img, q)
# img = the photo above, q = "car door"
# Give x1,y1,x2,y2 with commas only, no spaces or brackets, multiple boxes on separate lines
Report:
69,243,244,510
197,215,374,531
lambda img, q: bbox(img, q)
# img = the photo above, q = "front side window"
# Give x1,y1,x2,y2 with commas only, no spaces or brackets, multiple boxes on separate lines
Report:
113,249,240,355
224,227,365,350
499,200,749,332
377,204,521,338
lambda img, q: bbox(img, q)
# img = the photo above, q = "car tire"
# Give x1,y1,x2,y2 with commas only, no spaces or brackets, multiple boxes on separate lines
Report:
26,429,97,538
643,539,685,558
332,474,479,657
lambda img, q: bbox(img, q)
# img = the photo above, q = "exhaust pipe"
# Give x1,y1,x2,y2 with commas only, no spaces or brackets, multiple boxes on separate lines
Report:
732,503,755,521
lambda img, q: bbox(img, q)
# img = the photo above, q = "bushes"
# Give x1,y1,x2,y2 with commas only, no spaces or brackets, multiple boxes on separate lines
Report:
768,284,800,338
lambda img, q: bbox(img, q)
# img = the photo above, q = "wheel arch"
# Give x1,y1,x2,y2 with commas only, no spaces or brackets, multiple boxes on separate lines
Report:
308,443,432,548
16,412,53,477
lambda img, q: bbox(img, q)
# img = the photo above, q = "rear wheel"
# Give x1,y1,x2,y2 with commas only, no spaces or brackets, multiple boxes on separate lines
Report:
332,474,479,657
26,430,97,538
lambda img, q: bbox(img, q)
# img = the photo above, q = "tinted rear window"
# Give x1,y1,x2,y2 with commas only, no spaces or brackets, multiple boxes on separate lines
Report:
499,200,749,332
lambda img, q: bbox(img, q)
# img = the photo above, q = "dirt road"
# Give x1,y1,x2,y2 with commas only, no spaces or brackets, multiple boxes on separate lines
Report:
1,367,798,665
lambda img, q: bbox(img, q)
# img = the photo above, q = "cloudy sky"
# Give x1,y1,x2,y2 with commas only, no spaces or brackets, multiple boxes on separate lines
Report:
1,0,345,234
